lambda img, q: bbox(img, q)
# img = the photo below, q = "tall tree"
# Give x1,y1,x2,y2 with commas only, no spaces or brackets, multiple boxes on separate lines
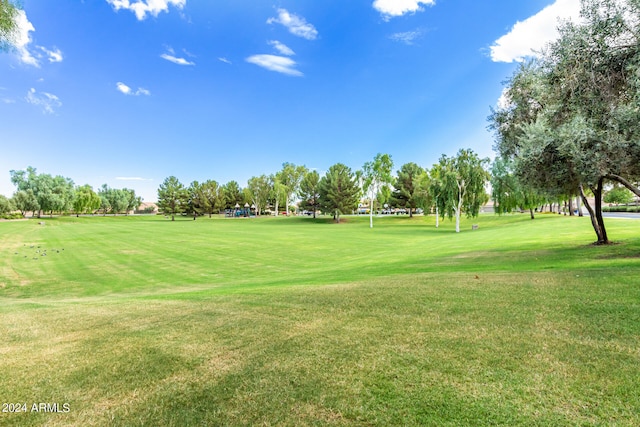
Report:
361,153,394,228
157,176,188,221
277,163,308,215
187,181,204,220
319,163,360,223
394,162,426,218
200,180,224,217
12,189,38,217
123,188,141,215
490,158,545,220
246,175,271,216
298,170,321,218
222,181,243,210
489,0,640,244
433,149,489,233
73,185,101,217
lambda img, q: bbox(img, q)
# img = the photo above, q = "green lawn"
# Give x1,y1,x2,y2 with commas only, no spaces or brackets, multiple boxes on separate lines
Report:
1,213,639,426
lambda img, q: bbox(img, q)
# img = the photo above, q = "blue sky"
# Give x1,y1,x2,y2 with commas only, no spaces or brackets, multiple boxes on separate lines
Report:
1,0,582,202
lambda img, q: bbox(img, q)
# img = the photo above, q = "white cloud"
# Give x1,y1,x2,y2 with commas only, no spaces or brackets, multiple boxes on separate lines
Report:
106,0,186,20
25,88,62,114
390,29,424,45
40,46,64,63
246,54,303,77
160,53,195,66
268,40,295,56
490,0,581,63
11,10,64,67
267,8,318,40
116,82,150,96
218,57,232,64
373,0,435,20
14,10,38,66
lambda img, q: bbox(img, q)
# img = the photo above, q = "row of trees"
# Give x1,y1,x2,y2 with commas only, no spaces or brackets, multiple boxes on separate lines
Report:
156,150,491,233
489,0,640,244
7,167,141,217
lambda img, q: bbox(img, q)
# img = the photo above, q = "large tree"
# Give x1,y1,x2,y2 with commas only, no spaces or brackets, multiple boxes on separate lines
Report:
318,163,360,223
10,167,74,217
222,181,243,210
298,170,321,218
157,176,188,221
361,153,394,228
246,175,271,216
200,179,224,217
73,185,101,217
277,163,307,215
432,149,489,233
393,162,426,218
490,0,640,244
12,189,38,217
490,158,545,220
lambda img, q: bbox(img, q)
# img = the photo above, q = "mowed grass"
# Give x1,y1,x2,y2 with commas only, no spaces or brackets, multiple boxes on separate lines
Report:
0,213,639,426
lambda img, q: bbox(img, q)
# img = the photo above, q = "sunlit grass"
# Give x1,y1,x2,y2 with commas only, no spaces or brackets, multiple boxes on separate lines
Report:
0,213,639,426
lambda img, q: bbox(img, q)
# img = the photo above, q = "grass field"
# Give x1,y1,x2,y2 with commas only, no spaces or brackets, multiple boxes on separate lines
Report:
1,213,639,426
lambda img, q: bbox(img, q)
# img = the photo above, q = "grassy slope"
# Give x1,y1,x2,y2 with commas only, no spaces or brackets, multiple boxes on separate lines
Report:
0,214,639,426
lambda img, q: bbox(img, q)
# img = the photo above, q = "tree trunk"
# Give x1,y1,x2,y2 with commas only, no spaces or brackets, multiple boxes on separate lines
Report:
576,195,583,217
568,198,574,216
409,206,413,218
580,183,608,244
435,206,439,228
593,178,608,244
369,197,374,228
171,214,175,221
530,208,535,220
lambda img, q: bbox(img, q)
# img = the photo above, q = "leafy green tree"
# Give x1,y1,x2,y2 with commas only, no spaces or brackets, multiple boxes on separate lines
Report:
222,181,243,210
187,181,204,220
270,174,286,216
99,185,129,216
246,175,271,216
0,0,19,51
10,167,74,217
298,170,321,218
604,186,634,205
490,158,545,219
12,189,38,217
277,163,308,215
157,176,188,221
123,188,141,215
319,163,360,223
200,180,224,217
73,185,101,217
394,162,426,218
0,194,13,215
433,149,489,233
489,0,640,244
361,153,394,228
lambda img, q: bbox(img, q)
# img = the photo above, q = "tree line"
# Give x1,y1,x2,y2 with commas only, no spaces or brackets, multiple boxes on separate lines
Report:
155,150,491,233
4,166,141,218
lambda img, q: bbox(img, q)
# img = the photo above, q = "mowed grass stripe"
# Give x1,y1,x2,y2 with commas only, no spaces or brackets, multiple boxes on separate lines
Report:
0,214,639,426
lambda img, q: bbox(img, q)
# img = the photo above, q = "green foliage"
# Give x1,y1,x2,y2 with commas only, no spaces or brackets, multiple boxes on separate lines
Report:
489,0,640,243
0,0,19,51
318,163,360,222
157,176,188,221
73,184,101,216
11,189,37,217
604,186,634,205
431,149,489,232
298,169,320,218
10,167,75,217
246,175,271,215
361,153,394,227
222,180,243,210
276,163,307,215
393,162,426,217
0,193,14,214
